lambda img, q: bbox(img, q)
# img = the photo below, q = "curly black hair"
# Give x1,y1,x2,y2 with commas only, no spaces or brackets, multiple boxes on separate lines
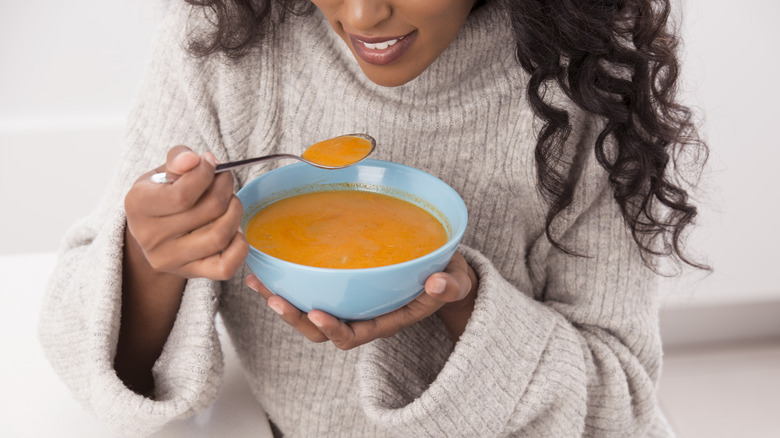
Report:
183,0,709,270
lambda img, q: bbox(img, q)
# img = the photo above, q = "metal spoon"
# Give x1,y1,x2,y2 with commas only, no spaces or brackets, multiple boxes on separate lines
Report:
150,134,376,184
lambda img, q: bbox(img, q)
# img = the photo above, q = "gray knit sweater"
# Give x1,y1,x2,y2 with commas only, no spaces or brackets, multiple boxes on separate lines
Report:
39,3,674,437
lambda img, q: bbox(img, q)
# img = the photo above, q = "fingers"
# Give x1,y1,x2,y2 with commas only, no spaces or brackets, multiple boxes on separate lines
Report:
246,275,328,343
177,229,249,280
145,194,245,271
154,156,218,216
247,253,477,350
125,146,247,281
308,291,450,350
157,172,237,239
247,271,442,350
430,253,478,341
424,252,473,303
131,150,219,218
166,146,202,175
161,151,220,214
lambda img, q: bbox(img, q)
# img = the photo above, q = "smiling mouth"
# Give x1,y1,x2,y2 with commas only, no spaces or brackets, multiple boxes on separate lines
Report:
356,35,403,50
348,31,416,65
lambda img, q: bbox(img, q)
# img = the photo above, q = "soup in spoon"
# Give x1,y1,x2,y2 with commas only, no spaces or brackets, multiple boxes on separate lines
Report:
301,135,375,168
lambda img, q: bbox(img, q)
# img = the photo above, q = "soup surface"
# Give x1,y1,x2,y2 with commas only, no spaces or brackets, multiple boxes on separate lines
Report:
301,135,373,167
245,190,448,269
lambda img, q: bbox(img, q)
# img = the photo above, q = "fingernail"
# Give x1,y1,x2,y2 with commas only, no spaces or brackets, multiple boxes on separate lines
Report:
172,150,196,166
268,301,284,316
308,314,324,328
427,277,446,295
204,152,219,166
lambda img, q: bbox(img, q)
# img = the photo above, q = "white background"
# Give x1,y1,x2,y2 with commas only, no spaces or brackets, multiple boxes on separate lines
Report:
1,0,779,437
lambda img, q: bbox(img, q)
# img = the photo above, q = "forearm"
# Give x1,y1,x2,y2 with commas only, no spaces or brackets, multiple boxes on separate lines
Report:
357,246,664,437
115,227,186,395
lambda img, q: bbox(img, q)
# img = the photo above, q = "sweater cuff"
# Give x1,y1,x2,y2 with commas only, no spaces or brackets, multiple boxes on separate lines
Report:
40,205,223,436
356,245,559,436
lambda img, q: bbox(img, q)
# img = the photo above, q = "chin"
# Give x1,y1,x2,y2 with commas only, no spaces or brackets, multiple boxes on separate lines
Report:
366,75,414,87
358,63,424,88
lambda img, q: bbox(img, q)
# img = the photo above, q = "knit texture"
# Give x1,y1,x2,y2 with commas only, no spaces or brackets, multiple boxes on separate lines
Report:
39,3,673,437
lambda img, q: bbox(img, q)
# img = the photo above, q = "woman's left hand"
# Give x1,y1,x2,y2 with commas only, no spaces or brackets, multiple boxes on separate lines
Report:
246,252,478,350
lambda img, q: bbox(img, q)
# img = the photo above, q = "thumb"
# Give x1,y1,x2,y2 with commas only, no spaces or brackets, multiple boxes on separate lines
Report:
424,252,473,303
166,145,200,175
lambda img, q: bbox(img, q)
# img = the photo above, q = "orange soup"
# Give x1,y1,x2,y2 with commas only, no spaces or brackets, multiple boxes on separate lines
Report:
245,190,448,269
301,135,373,167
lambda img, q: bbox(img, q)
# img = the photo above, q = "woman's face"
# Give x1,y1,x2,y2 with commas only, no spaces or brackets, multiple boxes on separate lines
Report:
311,0,477,87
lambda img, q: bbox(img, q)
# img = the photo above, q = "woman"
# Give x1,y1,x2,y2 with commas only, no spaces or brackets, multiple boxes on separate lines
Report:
40,0,707,436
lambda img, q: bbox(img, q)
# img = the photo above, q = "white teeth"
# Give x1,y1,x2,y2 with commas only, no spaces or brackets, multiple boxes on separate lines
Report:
362,38,398,50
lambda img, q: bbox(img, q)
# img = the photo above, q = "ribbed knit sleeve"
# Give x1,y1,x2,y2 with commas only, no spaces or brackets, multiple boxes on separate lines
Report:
37,6,237,436
356,141,668,437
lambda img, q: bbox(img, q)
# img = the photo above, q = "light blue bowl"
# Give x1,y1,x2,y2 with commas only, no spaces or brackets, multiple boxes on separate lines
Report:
237,159,468,321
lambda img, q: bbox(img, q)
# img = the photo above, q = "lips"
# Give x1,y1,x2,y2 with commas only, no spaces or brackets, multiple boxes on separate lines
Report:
348,31,416,65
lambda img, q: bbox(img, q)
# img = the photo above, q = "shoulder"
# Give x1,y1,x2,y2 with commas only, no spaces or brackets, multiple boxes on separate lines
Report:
142,4,322,119
149,3,322,84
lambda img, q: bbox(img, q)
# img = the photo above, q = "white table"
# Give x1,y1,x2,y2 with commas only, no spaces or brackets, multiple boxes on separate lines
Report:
0,252,272,437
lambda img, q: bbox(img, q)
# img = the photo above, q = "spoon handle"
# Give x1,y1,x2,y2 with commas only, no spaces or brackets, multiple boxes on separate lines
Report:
150,153,300,184
214,153,300,173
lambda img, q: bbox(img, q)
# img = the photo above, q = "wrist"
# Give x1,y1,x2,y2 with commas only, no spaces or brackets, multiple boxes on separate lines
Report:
118,225,187,395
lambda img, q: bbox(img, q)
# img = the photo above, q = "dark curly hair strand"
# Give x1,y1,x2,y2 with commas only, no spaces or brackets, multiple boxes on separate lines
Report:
504,0,708,270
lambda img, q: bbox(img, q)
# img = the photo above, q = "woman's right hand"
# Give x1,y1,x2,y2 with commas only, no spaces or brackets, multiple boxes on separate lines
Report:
124,145,249,281
118,145,248,394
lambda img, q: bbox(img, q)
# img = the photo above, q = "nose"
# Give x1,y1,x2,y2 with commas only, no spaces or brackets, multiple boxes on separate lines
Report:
341,0,392,32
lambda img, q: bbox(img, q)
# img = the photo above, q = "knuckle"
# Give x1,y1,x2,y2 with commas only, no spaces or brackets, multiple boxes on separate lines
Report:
236,238,250,257
220,189,234,211
211,264,229,280
212,258,239,281
206,227,233,254
225,254,247,275
205,191,232,216
228,196,244,219
215,171,235,190
136,226,165,247
168,189,192,211
146,254,172,273
230,248,248,269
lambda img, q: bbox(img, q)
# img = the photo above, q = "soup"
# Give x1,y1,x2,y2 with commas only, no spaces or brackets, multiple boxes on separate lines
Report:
301,135,373,167
245,190,448,269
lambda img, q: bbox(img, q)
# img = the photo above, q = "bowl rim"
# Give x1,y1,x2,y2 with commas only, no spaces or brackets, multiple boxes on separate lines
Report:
238,159,468,273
